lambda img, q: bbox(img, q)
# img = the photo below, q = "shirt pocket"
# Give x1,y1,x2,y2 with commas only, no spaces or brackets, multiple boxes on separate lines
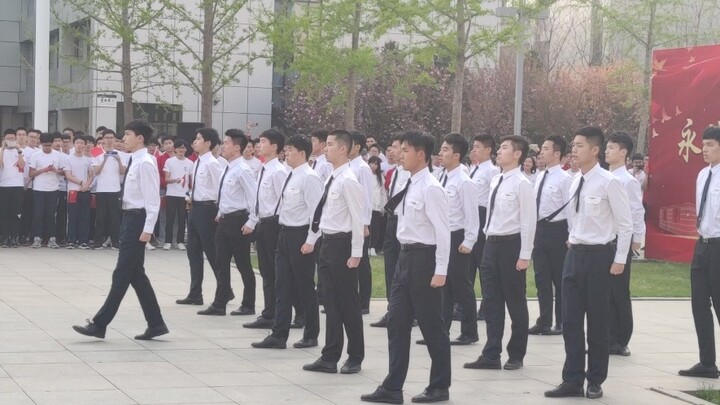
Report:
584,195,604,216
286,187,302,204
710,187,720,208
498,191,517,213
327,190,341,209
405,198,424,219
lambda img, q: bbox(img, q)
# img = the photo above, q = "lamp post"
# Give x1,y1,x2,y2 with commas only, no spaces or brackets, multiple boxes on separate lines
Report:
34,0,50,132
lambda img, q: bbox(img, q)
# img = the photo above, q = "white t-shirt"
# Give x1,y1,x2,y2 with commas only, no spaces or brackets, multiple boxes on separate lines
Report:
65,154,92,192
244,156,262,178
0,148,25,187
92,151,130,193
57,153,69,191
163,156,194,197
28,150,64,192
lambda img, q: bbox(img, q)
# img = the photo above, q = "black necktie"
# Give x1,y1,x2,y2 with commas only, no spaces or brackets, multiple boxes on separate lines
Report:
274,172,293,216
389,169,399,196
120,157,132,202
191,159,200,201
470,165,479,178
384,178,411,215
438,169,446,184
535,170,548,216
442,174,448,188
486,175,504,228
255,166,265,216
575,176,585,212
216,166,228,206
312,175,335,233
698,170,713,228
312,160,316,169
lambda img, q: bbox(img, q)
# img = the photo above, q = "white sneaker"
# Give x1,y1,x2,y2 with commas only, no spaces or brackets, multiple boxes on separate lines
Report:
369,248,376,257
177,243,186,251
146,243,156,251
163,243,171,250
47,238,60,249
31,237,41,248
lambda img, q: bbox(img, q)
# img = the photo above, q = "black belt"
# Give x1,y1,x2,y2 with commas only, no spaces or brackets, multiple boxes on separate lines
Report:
700,237,720,245
259,215,279,224
192,200,215,206
538,219,568,228
400,242,434,251
486,233,520,242
219,209,249,219
323,231,352,240
280,224,309,231
571,241,616,252
122,208,146,214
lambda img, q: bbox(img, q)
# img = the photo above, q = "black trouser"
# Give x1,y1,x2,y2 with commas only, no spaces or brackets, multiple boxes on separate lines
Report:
67,191,91,244
480,235,528,361
610,249,634,347
383,215,400,304
165,196,187,244
92,210,164,328
562,243,614,385
383,244,451,392
468,206,487,316
0,187,23,239
532,220,568,328
444,230,478,338
273,225,319,341
316,238,325,305
32,190,57,238
186,203,219,300
55,190,67,243
94,192,121,246
319,233,364,363
213,212,254,309
19,188,33,243
358,235,372,310
370,210,386,251
256,217,281,319
691,239,720,366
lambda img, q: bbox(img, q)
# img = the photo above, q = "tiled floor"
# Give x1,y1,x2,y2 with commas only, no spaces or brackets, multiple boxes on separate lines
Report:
0,247,715,404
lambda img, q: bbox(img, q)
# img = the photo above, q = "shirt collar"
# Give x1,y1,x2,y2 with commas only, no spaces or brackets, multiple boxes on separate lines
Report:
611,165,630,176
709,163,720,175
411,166,430,183
228,156,242,168
331,162,350,177
198,151,213,162
501,166,522,179
264,157,280,168
546,164,562,174
479,159,494,169
292,162,310,173
446,165,463,178
131,148,147,160
582,162,602,181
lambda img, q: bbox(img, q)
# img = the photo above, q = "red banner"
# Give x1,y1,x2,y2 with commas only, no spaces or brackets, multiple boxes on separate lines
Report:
646,45,720,262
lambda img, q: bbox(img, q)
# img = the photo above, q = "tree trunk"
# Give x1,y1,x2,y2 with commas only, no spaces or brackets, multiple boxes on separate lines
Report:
637,2,656,154
451,0,467,133
200,0,215,127
344,0,361,130
121,8,133,125
589,0,604,66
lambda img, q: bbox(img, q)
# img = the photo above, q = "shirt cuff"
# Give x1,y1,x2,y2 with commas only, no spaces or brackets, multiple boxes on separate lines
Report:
461,240,475,251
519,250,532,261
245,219,257,230
351,248,363,258
305,232,319,246
434,266,447,276
614,253,628,265
143,224,155,234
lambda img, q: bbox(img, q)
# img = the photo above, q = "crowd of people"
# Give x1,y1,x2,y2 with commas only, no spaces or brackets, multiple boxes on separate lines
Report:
1,121,718,404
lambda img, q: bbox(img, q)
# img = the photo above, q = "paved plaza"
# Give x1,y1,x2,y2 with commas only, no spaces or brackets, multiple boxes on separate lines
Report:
0,248,716,404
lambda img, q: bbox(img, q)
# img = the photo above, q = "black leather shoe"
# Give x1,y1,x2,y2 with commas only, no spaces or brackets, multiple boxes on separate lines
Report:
361,386,403,404
609,344,631,356
503,359,523,370
544,381,584,398
197,305,226,316
411,388,449,403
290,318,305,329
72,320,106,339
449,334,478,345
463,355,501,370
293,338,318,348
176,297,203,305
243,316,274,329
679,363,720,378
586,382,603,399
230,306,255,316
135,324,169,340
303,358,337,373
370,314,388,328
548,325,563,335
528,324,551,335
251,335,287,349
416,339,427,345
341,359,362,374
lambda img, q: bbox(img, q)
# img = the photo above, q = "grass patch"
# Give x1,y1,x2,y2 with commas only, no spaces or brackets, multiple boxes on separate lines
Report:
688,383,720,404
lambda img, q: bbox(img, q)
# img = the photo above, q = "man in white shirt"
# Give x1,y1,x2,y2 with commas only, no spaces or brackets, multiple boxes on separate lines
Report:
252,134,323,349
361,130,451,404
242,129,289,329
243,139,263,178
0,129,26,247
545,126,632,400
303,129,365,375
28,132,65,249
163,139,193,250
73,119,168,341
349,131,374,314
630,153,648,193
679,126,720,379
91,130,128,249
605,133,646,358
530,136,573,336
309,129,333,306
64,136,94,249
177,128,223,306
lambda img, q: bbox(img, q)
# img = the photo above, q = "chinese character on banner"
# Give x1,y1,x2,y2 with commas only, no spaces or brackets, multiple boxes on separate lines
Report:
678,118,702,163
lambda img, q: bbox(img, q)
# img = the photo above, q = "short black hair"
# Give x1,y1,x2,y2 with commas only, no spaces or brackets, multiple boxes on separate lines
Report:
500,135,530,166
473,134,496,151
39,133,54,144
149,138,160,146
443,133,469,160
124,119,154,146
703,126,720,143
28,129,41,135
63,127,75,135
3,128,15,137
51,131,63,141
85,135,97,145
73,136,87,145
173,139,188,149
16,126,26,132
259,129,285,153
575,126,605,149
310,129,329,143
196,128,221,149
95,126,107,133
225,128,248,151
60,133,71,141
369,144,381,153
349,131,366,152
607,132,634,157
400,130,434,167
631,153,644,161
328,129,353,154
286,134,312,161
544,135,567,158
102,129,117,138
160,133,175,143
390,133,403,145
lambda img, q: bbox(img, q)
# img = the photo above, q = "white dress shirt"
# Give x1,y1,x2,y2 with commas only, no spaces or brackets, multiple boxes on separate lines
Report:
485,166,537,260
247,157,288,229
191,151,223,202
470,160,500,208
568,163,633,264
697,164,720,238
0,148,25,187
278,162,323,245
444,165,479,250
312,154,333,182
396,167,451,276
244,156,263,178
216,157,257,217
122,149,161,234
611,166,646,243
387,166,411,215
319,163,365,258
350,155,374,225
534,164,573,224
